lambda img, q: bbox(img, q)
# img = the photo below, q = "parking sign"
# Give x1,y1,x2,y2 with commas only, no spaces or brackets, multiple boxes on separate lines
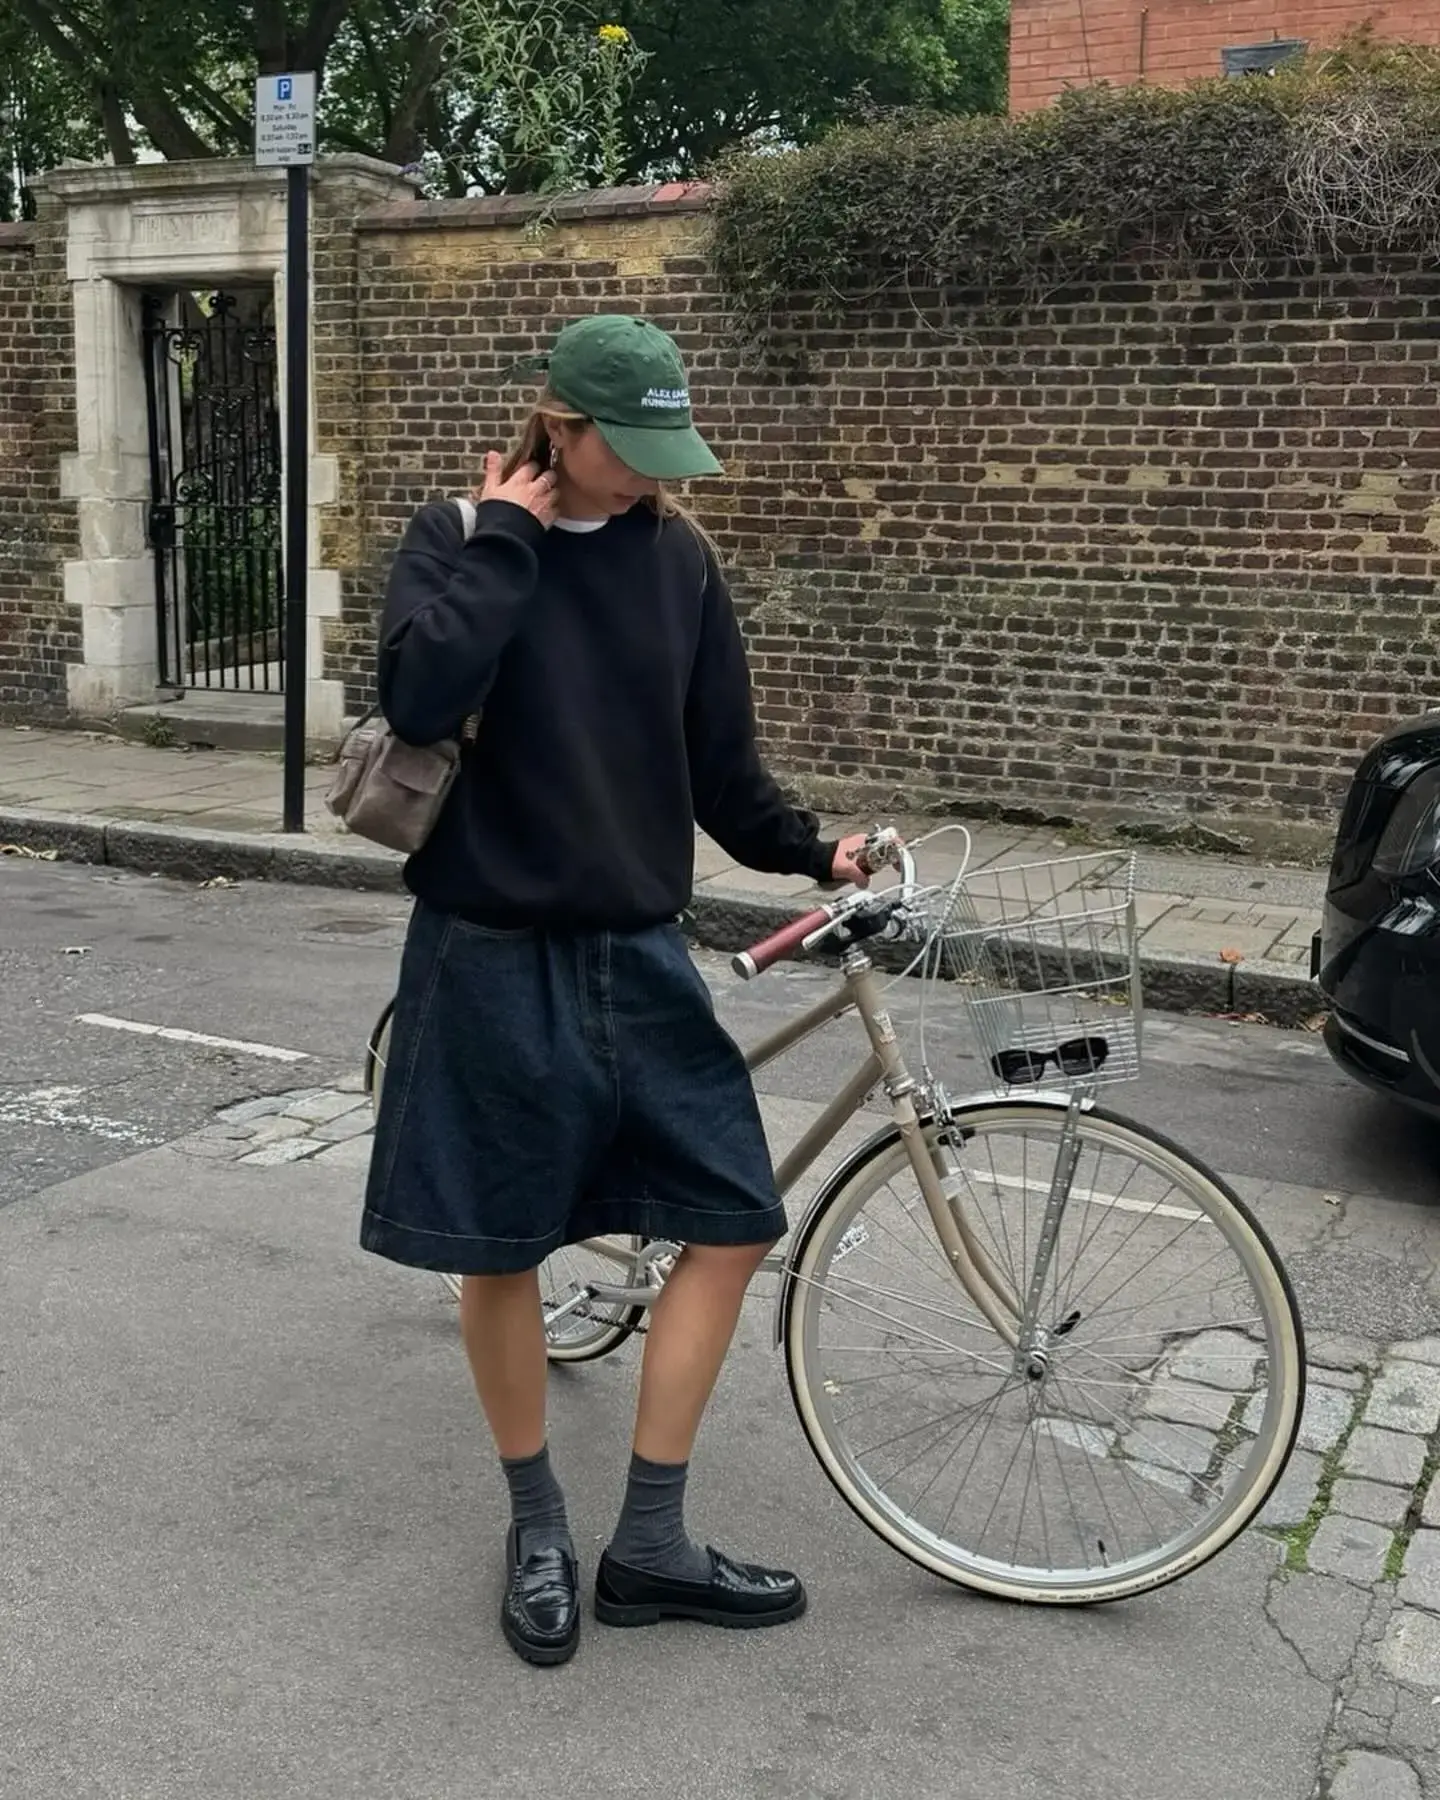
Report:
255,71,316,167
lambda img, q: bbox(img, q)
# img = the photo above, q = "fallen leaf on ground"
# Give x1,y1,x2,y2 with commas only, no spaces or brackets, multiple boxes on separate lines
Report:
1219,947,1245,965
0,843,59,860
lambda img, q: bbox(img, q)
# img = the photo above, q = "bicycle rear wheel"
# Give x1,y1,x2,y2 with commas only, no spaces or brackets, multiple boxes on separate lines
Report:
782,1101,1304,1604
365,998,644,1360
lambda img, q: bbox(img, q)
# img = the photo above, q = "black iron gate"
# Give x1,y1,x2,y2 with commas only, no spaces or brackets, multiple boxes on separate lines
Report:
142,289,284,692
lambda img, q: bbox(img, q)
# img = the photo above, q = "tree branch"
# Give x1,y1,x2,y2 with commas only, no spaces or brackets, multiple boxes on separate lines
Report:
381,1,453,165
47,0,123,64
253,0,291,71
298,0,359,76
15,0,213,159
351,11,396,137
321,121,384,155
178,72,253,152
98,84,137,164
128,94,217,160
13,0,91,74
447,99,492,154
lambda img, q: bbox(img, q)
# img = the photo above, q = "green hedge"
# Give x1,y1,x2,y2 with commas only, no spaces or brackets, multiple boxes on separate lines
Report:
710,35,1440,331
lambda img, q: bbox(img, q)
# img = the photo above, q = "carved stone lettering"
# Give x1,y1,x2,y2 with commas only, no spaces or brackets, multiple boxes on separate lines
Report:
133,211,227,246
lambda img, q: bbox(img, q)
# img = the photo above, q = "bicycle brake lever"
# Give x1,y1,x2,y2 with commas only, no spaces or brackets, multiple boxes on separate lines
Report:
801,894,870,952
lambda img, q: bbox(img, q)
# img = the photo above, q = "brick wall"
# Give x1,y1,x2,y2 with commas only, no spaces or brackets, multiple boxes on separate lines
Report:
1011,0,1440,114
0,205,78,716
340,192,1440,847
312,161,426,695
8,172,1440,847
335,185,715,699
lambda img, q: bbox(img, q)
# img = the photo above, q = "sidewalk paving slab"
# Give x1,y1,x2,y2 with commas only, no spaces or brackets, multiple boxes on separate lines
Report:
0,726,1327,1022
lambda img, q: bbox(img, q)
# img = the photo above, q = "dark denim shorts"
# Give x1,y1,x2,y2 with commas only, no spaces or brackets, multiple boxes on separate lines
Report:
360,902,787,1274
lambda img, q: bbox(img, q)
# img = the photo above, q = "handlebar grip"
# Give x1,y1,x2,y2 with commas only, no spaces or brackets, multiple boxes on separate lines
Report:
731,907,833,980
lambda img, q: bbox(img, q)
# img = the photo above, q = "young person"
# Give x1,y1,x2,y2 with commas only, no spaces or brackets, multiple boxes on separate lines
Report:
362,315,868,1666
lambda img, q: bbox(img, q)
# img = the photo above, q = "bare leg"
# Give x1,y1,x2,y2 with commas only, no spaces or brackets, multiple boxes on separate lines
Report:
462,1271,578,1664
459,1270,549,1456
599,1238,807,1625
606,1241,772,1578
632,1242,772,1462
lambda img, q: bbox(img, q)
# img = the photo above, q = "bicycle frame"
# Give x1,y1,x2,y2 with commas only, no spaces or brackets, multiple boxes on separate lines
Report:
562,944,1031,1349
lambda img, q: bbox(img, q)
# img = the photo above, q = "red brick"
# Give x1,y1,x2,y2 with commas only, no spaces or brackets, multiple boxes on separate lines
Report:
1010,0,1440,111
0,210,78,717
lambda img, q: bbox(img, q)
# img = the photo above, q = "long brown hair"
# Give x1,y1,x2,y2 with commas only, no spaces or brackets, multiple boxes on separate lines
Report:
495,396,720,560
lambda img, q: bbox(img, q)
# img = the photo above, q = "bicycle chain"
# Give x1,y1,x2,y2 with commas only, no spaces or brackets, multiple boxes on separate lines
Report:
548,1296,650,1336
547,1252,677,1341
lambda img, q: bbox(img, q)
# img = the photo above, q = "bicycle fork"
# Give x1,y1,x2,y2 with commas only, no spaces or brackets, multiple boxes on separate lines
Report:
850,955,1087,1369
849,956,1022,1350
1014,1091,1085,1382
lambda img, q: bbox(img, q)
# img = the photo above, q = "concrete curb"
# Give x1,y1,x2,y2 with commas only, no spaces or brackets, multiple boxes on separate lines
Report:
1,808,1322,1026
0,807,406,893
683,886,1322,1029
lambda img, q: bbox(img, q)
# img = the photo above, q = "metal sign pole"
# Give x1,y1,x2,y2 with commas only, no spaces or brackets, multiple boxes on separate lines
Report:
255,70,317,834
281,159,310,833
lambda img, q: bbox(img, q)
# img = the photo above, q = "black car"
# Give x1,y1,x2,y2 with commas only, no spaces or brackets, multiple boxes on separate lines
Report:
1314,711,1440,1118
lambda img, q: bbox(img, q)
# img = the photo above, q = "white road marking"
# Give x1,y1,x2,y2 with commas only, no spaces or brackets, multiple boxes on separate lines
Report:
75,1013,310,1064
0,1086,157,1146
980,1169,1207,1224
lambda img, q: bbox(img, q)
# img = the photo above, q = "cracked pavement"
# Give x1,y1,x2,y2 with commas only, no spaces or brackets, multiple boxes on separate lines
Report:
4,859,1440,1798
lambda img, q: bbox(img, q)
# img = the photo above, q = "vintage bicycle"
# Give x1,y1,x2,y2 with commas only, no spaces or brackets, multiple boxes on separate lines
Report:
364,827,1304,1606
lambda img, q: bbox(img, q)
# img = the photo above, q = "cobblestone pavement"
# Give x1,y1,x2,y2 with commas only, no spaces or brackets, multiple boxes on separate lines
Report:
179,1082,1440,1799
187,1079,376,1171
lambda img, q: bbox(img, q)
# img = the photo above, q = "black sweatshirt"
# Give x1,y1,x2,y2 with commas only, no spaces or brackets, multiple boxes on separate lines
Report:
377,499,836,928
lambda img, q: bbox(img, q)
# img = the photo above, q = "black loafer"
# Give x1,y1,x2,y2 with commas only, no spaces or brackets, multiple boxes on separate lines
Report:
594,1546,807,1630
502,1525,580,1666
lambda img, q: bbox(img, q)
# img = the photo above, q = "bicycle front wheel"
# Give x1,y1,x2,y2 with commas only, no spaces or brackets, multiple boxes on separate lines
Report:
782,1101,1304,1604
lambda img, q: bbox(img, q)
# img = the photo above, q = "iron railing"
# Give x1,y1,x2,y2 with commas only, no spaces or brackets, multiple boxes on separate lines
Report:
142,289,284,692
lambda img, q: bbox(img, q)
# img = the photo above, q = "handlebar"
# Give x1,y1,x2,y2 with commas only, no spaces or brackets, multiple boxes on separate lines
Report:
730,907,834,981
729,825,919,981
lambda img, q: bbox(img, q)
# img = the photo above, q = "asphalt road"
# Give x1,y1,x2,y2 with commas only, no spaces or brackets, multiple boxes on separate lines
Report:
4,856,1440,1800
4,853,1436,1226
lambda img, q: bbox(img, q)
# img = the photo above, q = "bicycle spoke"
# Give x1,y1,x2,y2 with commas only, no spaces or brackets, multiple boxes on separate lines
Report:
789,1106,1301,1599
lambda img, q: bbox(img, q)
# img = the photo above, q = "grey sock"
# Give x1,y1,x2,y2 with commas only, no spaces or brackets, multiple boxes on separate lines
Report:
607,1453,711,1582
501,1445,573,1562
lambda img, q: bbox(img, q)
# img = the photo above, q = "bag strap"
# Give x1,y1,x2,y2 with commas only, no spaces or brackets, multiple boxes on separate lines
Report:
451,496,483,740
350,501,485,758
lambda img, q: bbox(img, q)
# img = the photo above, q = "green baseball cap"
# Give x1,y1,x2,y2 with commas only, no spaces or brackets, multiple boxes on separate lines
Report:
546,315,722,481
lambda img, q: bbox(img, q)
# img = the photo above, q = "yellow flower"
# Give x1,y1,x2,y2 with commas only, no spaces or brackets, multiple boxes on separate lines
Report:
597,22,630,43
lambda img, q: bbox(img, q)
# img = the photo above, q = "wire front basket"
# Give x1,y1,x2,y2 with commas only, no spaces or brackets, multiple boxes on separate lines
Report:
923,849,1142,1095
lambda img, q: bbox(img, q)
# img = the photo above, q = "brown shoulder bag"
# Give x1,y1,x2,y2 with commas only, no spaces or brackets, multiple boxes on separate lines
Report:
324,498,482,854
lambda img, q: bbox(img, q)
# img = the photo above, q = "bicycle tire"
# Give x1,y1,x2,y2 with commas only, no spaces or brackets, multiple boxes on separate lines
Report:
781,1100,1304,1605
364,997,644,1362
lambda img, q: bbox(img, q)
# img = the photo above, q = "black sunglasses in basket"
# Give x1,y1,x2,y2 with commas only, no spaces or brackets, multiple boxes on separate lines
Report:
990,1035,1111,1086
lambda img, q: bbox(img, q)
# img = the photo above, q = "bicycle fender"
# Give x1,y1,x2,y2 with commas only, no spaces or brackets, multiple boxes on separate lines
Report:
770,1087,1087,1347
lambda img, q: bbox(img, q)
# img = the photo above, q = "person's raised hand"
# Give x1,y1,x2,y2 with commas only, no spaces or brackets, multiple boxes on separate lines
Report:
830,832,874,887
477,450,557,527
